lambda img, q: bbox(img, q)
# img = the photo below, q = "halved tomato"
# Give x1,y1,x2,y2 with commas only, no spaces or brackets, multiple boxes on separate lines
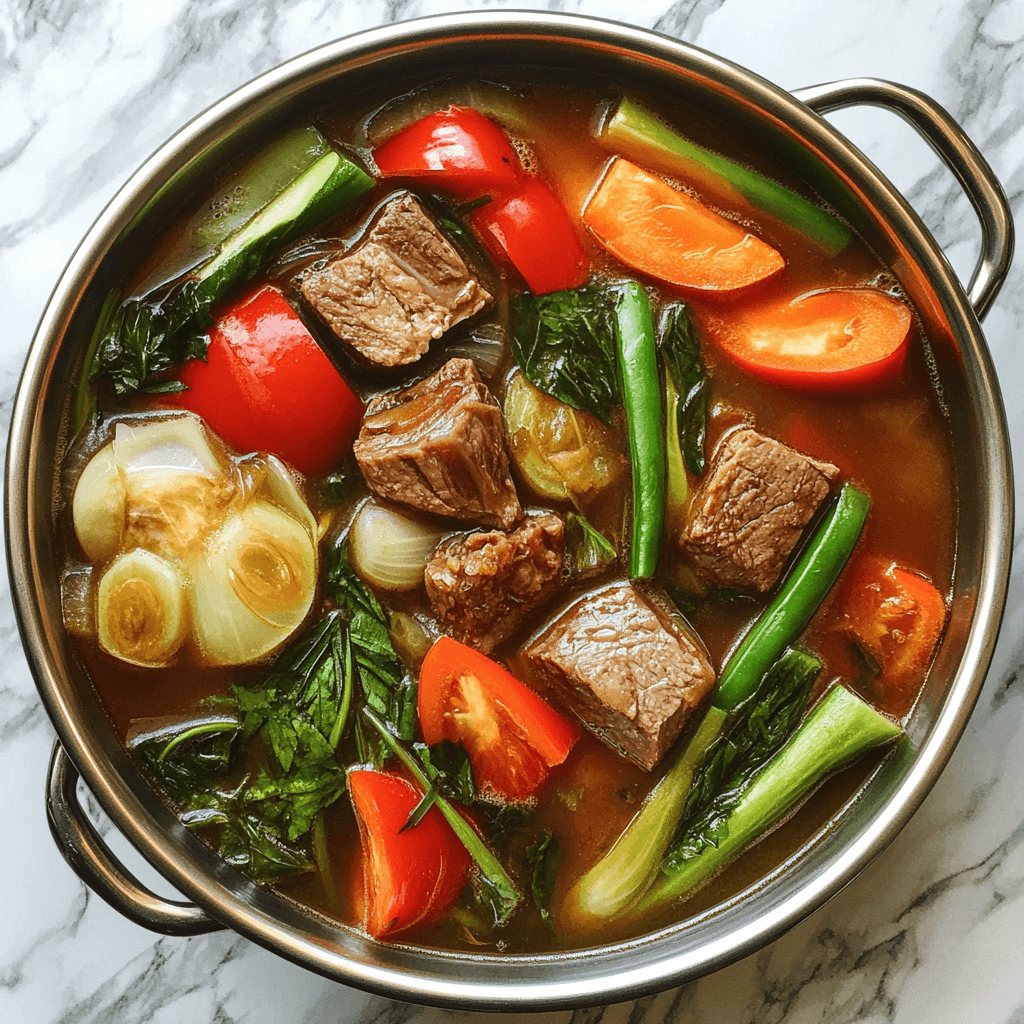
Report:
709,288,913,391
418,637,579,801
582,157,784,293
348,769,471,939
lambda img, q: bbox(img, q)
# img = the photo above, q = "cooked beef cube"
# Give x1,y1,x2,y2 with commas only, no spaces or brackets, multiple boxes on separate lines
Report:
681,427,840,593
425,512,565,654
524,582,715,770
354,358,522,529
301,194,490,367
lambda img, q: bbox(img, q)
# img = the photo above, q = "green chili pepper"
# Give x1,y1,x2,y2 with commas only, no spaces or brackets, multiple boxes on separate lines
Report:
615,282,664,579
713,481,871,712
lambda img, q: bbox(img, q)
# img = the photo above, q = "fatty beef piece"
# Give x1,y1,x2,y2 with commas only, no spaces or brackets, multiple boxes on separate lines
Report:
524,582,716,771
301,193,491,368
681,427,840,593
425,512,565,655
353,358,522,530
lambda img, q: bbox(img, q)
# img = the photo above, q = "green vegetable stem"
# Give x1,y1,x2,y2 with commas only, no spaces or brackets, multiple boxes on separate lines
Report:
635,684,902,913
714,482,871,712
615,281,664,579
601,97,853,255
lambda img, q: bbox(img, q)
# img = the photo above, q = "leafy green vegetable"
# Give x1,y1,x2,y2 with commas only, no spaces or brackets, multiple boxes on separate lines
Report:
564,512,617,579
129,704,242,802
511,284,620,423
325,539,417,761
667,648,819,867
658,303,708,475
526,832,560,927
91,143,373,397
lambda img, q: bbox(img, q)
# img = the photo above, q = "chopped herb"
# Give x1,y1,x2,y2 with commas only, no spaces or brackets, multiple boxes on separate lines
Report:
565,512,617,579
511,284,620,423
526,832,560,927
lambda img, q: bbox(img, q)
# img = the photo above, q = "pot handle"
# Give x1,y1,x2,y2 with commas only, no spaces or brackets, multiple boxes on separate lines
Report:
792,78,1014,320
46,741,225,936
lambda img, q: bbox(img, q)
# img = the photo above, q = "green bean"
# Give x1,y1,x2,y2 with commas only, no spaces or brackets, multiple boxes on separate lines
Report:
713,482,871,712
615,282,664,579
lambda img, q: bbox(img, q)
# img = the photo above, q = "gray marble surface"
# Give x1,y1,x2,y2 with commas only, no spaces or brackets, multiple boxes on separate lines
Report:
2,1,1022,1021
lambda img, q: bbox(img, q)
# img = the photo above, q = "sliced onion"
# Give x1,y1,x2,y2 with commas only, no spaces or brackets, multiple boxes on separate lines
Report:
262,455,317,541
97,549,187,666
349,502,445,591
72,442,127,562
61,563,96,638
112,415,236,561
388,611,434,670
190,501,316,665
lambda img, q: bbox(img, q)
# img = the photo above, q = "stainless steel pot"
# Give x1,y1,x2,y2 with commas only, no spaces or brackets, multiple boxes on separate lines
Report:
6,11,1014,1011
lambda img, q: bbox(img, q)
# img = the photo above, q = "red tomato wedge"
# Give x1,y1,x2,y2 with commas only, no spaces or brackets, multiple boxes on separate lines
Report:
372,106,519,197
172,285,362,476
348,769,471,939
418,637,579,801
834,554,947,692
582,157,784,292
471,175,589,295
710,288,913,391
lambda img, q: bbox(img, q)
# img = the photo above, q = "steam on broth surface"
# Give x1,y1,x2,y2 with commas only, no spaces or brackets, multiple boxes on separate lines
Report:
60,73,955,952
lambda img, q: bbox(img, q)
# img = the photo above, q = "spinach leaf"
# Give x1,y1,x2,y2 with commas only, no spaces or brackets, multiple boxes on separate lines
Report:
658,303,708,475
128,704,242,802
526,832,560,928
91,282,210,397
511,285,619,423
666,647,819,867
564,512,617,579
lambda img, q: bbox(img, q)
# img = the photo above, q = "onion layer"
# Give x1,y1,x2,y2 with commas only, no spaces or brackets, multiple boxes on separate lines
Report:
349,501,445,591
190,501,317,665
97,549,187,666
72,443,127,562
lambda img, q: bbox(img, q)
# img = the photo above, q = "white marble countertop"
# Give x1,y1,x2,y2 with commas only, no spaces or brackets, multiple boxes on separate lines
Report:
2,2,1021,1022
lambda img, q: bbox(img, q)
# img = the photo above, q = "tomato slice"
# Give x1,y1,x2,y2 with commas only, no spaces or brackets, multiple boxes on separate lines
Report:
418,637,579,801
372,106,520,197
583,157,784,293
172,285,362,476
470,175,589,295
348,769,471,939
709,288,913,391
834,554,947,692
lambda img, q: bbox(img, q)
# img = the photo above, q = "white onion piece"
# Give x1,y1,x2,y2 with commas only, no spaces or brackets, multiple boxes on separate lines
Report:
112,416,235,561
262,455,317,541
61,564,96,638
349,502,444,591
72,442,127,562
97,549,187,666
190,501,316,666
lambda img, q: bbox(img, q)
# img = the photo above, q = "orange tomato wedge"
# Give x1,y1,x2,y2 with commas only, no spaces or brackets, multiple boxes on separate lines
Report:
582,157,784,292
709,288,913,391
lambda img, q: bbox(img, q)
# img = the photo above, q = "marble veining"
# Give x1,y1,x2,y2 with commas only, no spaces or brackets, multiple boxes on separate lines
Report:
2,0,1022,1021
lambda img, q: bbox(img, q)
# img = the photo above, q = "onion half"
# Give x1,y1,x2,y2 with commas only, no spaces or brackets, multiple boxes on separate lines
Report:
349,502,445,591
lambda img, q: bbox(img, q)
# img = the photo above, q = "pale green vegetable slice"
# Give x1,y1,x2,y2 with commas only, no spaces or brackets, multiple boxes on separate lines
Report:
190,501,317,666
72,442,126,563
97,549,187,666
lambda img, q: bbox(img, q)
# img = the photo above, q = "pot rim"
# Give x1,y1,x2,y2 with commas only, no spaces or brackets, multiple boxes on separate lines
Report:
6,10,1013,1010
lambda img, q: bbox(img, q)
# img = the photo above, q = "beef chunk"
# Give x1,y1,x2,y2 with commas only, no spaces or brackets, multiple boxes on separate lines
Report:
301,194,490,367
425,513,565,654
681,427,840,593
524,582,715,770
353,358,522,529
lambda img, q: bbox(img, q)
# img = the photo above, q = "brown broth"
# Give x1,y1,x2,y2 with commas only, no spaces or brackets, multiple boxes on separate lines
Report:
65,76,956,953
